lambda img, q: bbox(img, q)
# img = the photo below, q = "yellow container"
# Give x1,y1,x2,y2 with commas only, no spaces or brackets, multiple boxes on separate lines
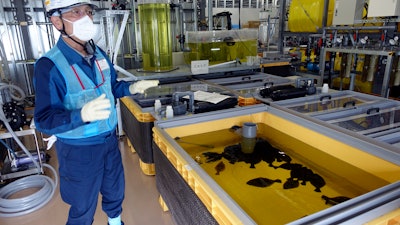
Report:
138,3,173,72
153,106,400,225
120,97,155,123
332,75,373,94
333,53,368,74
120,97,156,175
288,0,334,32
120,80,243,175
237,96,261,106
184,29,258,65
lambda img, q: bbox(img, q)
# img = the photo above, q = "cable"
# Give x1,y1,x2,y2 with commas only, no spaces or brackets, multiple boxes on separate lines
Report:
0,83,57,217
0,83,26,102
0,163,58,217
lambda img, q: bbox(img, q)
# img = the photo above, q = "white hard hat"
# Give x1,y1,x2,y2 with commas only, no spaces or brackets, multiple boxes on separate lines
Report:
44,0,97,14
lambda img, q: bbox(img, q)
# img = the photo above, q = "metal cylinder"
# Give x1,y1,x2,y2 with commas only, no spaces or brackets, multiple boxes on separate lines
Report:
241,122,257,154
394,57,400,86
368,55,378,82
345,54,353,78
242,122,257,138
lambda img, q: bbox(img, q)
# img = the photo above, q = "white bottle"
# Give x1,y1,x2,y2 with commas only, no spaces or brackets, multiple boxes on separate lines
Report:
154,99,161,113
166,105,174,119
321,83,329,94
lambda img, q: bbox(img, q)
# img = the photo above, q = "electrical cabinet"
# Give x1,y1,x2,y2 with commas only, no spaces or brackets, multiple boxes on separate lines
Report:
332,0,364,25
368,0,400,17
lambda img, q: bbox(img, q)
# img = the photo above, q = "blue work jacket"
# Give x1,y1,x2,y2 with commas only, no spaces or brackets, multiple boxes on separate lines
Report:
34,37,132,145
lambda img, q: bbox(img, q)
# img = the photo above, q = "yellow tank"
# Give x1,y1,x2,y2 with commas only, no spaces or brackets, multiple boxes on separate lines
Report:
355,54,366,73
333,53,341,71
138,3,173,72
332,75,373,94
334,53,365,73
184,30,258,65
153,105,400,225
288,0,334,32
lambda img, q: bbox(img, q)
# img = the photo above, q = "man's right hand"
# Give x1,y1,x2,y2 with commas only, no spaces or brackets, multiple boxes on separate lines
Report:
81,94,111,122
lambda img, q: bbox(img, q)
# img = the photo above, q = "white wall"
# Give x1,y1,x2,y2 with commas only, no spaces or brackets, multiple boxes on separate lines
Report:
210,8,261,28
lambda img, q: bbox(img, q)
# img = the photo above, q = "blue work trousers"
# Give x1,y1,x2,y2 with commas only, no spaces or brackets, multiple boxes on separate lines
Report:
55,133,125,225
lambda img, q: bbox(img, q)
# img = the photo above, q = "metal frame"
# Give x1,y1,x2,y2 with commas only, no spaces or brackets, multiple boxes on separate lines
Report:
103,10,130,65
319,47,395,97
0,128,43,182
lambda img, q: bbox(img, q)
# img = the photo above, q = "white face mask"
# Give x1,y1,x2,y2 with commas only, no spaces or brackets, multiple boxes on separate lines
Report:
63,15,97,42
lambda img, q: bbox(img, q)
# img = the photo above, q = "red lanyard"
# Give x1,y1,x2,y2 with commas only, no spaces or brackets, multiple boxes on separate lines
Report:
70,60,106,90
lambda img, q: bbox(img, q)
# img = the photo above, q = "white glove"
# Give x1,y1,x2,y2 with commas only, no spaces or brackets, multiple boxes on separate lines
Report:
129,80,159,94
43,135,57,150
81,94,111,122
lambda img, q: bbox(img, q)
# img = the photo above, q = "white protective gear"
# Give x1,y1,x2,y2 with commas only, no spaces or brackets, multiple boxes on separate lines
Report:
129,80,159,94
43,135,58,150
44,0,97,13
63,15,97,41
81,94,111,122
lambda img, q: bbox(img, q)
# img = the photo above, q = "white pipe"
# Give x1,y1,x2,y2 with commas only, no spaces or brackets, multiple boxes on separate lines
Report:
114,64,138,81
112,11,130,65
208,59,238,68
345,54,353,78
28,5,45,57
368,55,378,82
0,164,57,217
394,57,400,86
0,83,26,102
208,0,213,30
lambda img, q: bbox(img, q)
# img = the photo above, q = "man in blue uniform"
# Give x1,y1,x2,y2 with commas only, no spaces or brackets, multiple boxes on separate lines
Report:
33,1,159,224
